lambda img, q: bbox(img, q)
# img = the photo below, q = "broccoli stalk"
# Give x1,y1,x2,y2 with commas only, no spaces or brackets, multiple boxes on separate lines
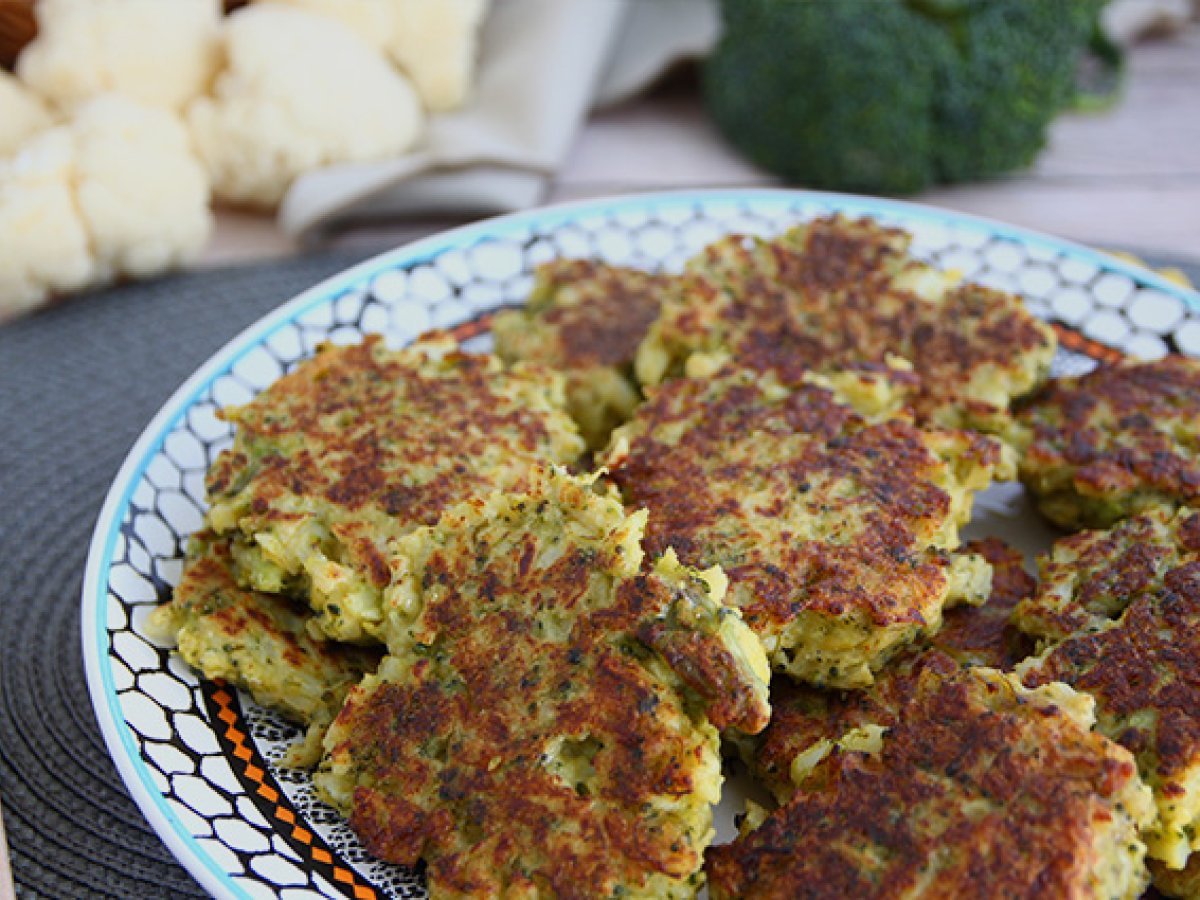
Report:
705,0,1108,194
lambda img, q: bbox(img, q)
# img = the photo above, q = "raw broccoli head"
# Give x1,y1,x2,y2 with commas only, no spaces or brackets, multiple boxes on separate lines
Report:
705,0,951,195
705,0,1107,194
931,0,1102,181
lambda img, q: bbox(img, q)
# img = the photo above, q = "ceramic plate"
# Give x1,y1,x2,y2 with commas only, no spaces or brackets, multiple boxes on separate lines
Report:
82,189,1200,899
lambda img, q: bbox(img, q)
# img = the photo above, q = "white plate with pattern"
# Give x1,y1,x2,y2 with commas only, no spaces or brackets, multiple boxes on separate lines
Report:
82,189,1200,899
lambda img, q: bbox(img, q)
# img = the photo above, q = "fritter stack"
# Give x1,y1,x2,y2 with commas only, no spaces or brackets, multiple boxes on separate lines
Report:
152,215,1200,898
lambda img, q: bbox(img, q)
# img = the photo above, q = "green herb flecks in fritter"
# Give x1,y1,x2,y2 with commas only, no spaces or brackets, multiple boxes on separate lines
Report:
742,538,1036,802
1016,506,1200,870
604,366,1009,688
493,259,669,450
707,665,1153,900
204,334,585,643
1014,355,1200,530
152,531,380,766
636,215,1056,434
316,468,770,898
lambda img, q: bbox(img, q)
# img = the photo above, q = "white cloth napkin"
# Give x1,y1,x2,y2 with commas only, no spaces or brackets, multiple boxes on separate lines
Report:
279,0,719,239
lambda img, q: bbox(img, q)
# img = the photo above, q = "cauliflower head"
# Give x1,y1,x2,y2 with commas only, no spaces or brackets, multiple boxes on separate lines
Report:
256,0,489,112
188,3,424,208
0,73,53,157
0,131,96,319
390,0,489,112
16,0,221,113
257,0,399,52
0,95,212,320
70,96,212,279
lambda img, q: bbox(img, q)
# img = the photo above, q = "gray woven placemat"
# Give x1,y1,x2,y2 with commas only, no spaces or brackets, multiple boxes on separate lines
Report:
0,250,1196,900
0,252,370,900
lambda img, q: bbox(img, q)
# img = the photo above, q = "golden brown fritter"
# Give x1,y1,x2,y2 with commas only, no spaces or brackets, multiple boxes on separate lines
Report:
151,532,379,765
706,666,1154,900
1014,356,1200,530
747,652,957,805
492,259,669,449
204,334,585,643
1016,507,1200,869
747,540,1035,803
315,468,770,898
604,366,1008,688
1013,505,1200,642
636,215,1056,433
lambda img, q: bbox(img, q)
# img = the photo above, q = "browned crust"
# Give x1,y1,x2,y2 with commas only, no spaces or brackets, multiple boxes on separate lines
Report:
324,476,765,895
1016,509,1200,641
1150,852,1200,898
750,652,961,803
204,336,581,630
608,371,986,640
494,259,671,449
207,336,566,530
1017,356,1200,528
1012,508,1200,869
631,580,770,734
173,533,377,674
708,669,1142,899
658,216,1054,427
1022,558,1200,789
749,539,1035,802
518,259,668,370
332,561,715,893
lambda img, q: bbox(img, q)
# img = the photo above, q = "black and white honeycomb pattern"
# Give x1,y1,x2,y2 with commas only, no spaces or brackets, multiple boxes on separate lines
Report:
94,192,1200,899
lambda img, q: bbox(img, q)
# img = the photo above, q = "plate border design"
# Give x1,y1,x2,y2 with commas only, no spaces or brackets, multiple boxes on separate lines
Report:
81,188,1200,899
201,682,381,900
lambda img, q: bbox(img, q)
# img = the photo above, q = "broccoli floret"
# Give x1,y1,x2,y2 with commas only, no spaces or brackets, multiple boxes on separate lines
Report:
932,0,1101,181
704,0,952,195
704,0,1107,194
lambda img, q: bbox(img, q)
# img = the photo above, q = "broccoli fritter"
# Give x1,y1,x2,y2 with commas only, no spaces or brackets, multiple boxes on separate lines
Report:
748,651,959,806
604,366,1009,688
1015,356,1200,530
315,468,770,898
1012,505,1199,642
636,216,1056,434
204,334,585,643
747,540,1035,802
706,666,1154,900
1016,507,1200,869
152,532,379,765
492,259,668,449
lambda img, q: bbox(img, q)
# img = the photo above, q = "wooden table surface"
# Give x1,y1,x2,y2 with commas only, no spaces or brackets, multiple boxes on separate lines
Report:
205,26,1200,268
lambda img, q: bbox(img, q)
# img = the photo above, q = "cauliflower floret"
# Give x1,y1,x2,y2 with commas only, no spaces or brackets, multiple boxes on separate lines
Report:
0,95,212,320
70,96,212,279
390,0,489,112
258,0,399,51
16,0,221,113
0,73,53,157
188,3,424,208
0,131,96,319
257,0,488,112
